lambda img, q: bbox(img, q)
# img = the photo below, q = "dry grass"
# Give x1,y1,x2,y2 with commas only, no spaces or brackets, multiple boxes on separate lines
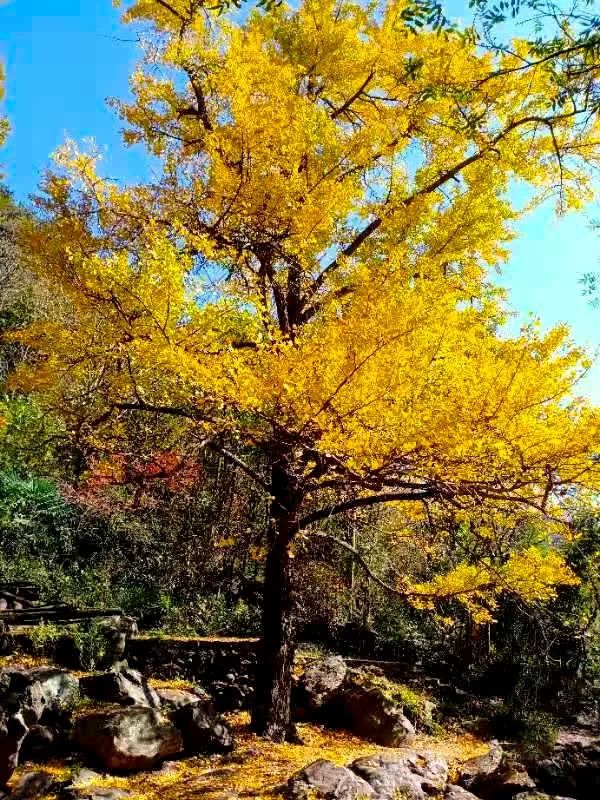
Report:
10,711,489,800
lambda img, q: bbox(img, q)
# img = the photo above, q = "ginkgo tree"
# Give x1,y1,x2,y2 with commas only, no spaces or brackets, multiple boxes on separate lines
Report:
0,66,8,161
11,0,600,740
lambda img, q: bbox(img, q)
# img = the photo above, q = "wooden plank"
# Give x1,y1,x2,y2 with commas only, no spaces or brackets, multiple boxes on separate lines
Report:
0,608,123,624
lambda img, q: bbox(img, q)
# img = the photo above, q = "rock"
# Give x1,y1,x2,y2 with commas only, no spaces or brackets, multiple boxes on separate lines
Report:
286,760,374,800
350,750,448,799
20,682,46,726
72,769,105,786
350,754,425,800
10,770,65,799
209,675,254,712
460,741,504,791
531,730,600,800
461,749,535,800
156,688,208,711
96,615,138,670
513,795,577,800
29,668,80,712
74,707,183,771
19,724,58,762
405,750,449,791
61,788,131,800
338,681,415,747
0,711,27,786
174,702,233,754
446,786,484,800
490,761,537,799
80,670,159,708
294,657,347,717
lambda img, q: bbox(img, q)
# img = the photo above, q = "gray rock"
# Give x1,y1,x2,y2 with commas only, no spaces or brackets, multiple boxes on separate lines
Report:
20,683,46,726
404,749,449,791
156,688,208,711
286,759,375,800
19,724,58,762
338,682,415,747
174,702,233,754
74,707,183,771
28,668,80,713
446,786,483,800
0,711,27,786
72,769,104,786
531,730,600,798
295,657,348,716
460,741,504,791
80,670,159,709
513,795,577,800
10,770,64,799
96,615,138,670
491,761,537,799
62,789,131,800
350,754,424,800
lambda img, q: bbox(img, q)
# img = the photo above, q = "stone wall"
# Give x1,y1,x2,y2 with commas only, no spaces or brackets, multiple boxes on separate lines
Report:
126,636,259,684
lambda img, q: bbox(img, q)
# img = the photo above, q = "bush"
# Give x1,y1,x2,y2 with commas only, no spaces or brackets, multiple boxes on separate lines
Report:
491,703,559,758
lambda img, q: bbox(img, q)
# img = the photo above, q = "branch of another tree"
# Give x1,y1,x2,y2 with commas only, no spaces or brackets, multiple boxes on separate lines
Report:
113,400,270,491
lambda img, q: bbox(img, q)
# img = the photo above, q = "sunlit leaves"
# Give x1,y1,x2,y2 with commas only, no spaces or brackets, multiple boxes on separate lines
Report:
12,0,600,621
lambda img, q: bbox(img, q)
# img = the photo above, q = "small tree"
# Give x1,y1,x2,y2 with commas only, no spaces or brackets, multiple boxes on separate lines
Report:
12,0,600,740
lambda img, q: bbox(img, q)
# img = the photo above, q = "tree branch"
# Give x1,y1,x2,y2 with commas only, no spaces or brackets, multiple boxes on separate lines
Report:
295,489,434,532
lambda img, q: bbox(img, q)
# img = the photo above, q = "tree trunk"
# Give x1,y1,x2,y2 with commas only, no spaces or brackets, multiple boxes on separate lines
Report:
252,454,302,742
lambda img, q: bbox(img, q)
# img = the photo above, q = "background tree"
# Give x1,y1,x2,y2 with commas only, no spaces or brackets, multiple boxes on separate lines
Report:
12,0,600,740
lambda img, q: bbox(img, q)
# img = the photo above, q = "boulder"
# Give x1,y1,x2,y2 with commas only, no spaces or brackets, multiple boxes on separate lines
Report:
461,748,535,800
446,787,483,800
209,673,254,712
10,770,66,799
350,754,425,800
28,668,80,713
79,670,159,709
96,615,138,670
489,761,537,799
460,741,504,791
351,751,448,799
405,750,449,791
74,707,183,771
337,681,415,747
156,688,208,711
286,759,374,800
63,768,134,800
531,730,600,800
294,657,348,717
0,711,27,786
19,724,59,762
174,702,233,754
0,668,78,785
62,789,132,800
513,794,577,800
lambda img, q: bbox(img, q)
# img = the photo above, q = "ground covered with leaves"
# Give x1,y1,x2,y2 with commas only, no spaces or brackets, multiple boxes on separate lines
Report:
9,706,488,800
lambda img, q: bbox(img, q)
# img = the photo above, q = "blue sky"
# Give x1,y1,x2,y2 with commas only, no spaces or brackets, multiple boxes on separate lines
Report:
1,0,599,401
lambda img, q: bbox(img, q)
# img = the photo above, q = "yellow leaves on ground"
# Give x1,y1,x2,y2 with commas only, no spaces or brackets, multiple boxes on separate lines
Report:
9,711,489,800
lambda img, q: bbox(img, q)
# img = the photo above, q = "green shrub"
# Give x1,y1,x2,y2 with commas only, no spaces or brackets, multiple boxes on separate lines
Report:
491,703,558,757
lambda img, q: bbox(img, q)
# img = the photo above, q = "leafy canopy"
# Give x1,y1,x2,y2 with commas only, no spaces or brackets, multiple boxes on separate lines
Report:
11,0,600,612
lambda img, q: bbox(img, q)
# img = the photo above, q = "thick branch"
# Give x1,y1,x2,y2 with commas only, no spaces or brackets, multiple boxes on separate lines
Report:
296,489,434,532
